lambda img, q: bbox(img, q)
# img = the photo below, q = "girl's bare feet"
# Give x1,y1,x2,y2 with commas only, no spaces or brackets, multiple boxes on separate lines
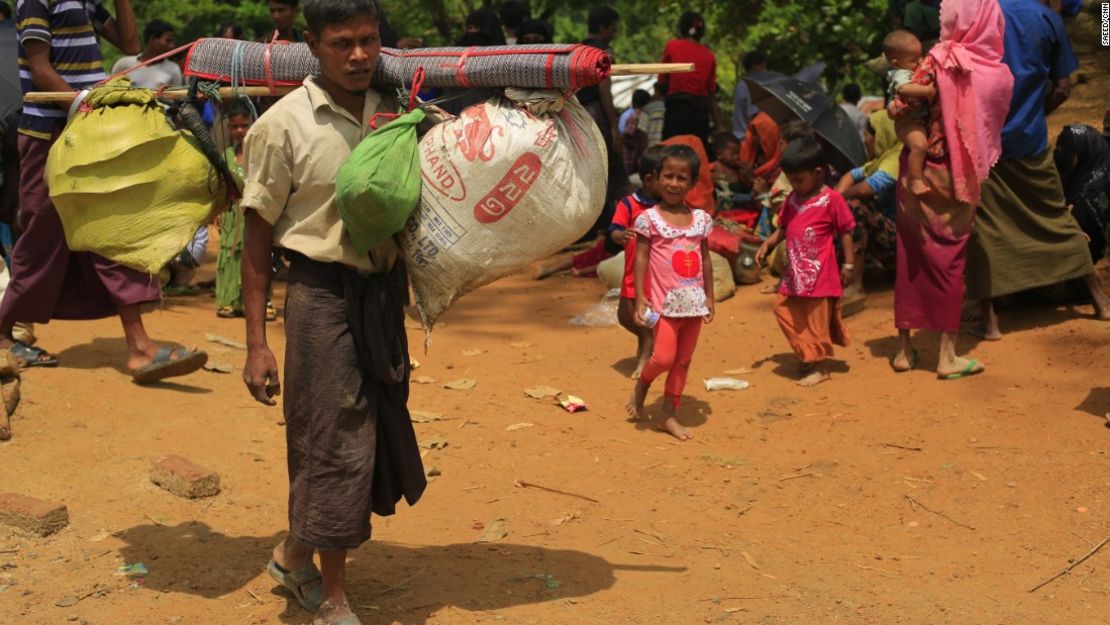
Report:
798,362,831,387
654,415,693,440
654,398,692,440
626,379,649,421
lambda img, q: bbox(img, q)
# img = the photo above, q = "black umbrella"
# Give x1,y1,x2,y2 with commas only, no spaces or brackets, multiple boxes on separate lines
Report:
743,73,866,174
0,22,19,122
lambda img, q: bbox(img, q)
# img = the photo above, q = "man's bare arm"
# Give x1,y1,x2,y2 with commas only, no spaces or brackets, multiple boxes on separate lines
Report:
1044,77,1071,116
100,0,140,55
22,40,74,93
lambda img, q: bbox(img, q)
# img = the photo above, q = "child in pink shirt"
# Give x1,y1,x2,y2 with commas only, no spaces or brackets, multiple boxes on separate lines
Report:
626,144,715,441
756,137,855,387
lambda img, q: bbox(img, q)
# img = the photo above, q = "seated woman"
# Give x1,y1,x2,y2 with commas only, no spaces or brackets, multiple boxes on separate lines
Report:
1054,124,1109,262
739,111,782,190
836,110,901,305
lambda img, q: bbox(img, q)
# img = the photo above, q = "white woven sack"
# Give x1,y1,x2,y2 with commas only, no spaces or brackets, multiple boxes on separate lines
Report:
401,89,607,330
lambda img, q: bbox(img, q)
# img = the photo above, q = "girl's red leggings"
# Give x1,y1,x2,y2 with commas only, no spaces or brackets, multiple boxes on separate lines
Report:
640,316,703,407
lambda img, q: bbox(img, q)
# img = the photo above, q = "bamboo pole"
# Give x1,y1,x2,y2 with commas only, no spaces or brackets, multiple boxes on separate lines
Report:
23,63,693,104
22,85,297,104
611,62,694,76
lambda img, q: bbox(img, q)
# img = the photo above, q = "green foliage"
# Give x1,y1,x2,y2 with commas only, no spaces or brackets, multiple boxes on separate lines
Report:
734,0,889,93
100,0,274,69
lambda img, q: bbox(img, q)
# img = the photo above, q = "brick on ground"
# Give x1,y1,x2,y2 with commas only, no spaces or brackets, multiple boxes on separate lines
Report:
0,493,69,536
149,455,220,499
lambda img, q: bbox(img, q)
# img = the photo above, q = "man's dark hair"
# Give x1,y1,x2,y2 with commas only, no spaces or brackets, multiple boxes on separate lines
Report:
224,99,254,119
269,0,300,7
779,120,815,143
587,6,619,34
217,21,244,38
498,1,529,29
653,81,666,96
631,89,651,109
143,19,174,43
517,18,553,43
0,2,11,20
638,144,666,181
677,10,705,40
303,0,378,35
841,83,861,104
742,51,767,72
715,132,740,150
656,144,701,181
780,136,826,174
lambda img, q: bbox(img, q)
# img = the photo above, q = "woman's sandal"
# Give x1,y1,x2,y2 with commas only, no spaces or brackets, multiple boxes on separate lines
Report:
216,307,242,319
265,301,278,322
131,347,208,385
266,559,324,612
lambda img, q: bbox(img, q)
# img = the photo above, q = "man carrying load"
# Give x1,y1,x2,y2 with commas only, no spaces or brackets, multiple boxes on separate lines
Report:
239,1,425,623
4,0,207,383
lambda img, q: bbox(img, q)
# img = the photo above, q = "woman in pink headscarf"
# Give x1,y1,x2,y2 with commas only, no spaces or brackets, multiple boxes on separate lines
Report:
890,0,1013,379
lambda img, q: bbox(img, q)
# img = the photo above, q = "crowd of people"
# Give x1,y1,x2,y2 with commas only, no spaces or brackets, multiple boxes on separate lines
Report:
0,0,1108,623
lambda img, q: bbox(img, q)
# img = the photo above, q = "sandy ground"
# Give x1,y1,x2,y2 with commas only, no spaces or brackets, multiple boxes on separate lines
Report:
3,22,1110,625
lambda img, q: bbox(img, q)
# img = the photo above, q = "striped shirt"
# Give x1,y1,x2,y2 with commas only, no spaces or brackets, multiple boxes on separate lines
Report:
16,0,111,139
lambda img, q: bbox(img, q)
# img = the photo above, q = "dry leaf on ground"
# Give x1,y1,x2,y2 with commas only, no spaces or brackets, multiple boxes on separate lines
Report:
444,379,476,391
551,512,578,526
411,410,452,423
525,385,561,399
205,333,246,350
506,422,535,431
421,435,449,449
476,518,509,543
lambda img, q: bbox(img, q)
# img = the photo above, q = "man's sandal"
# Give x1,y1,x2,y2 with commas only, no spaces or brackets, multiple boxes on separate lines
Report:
9,342,58,368
266,559,324,612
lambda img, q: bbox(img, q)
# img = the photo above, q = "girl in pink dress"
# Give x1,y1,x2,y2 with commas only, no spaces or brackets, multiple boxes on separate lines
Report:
626,145,715,441
756,138,856,387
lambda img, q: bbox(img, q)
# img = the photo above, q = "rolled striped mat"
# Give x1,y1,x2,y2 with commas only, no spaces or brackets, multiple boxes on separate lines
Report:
184,39,611,91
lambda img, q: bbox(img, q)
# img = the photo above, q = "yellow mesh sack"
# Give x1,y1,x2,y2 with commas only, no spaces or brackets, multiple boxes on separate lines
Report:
46,79,228,275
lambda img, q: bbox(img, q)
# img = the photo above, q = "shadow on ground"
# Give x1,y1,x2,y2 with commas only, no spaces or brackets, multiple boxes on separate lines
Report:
1075,387,1110,428
113,521,674,624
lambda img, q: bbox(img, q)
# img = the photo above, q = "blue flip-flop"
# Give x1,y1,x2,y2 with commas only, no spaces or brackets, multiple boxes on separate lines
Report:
9,342,59,368
131,346,208,385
